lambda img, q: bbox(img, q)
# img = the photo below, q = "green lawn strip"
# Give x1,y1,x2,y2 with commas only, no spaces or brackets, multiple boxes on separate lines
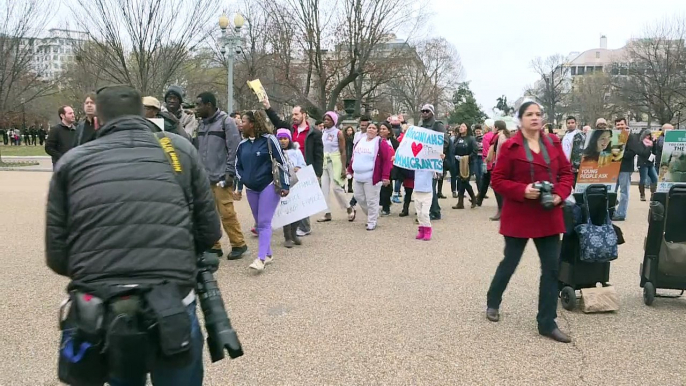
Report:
0,145,49,157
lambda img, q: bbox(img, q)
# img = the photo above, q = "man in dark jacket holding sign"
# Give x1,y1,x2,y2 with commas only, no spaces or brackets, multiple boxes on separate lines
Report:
46,85,222,386
419,103,448,220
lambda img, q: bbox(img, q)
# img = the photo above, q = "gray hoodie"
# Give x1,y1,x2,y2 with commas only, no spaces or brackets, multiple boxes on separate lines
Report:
197,109,241,184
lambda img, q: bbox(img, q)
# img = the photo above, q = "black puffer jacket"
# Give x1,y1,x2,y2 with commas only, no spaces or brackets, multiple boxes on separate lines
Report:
45,115,221,293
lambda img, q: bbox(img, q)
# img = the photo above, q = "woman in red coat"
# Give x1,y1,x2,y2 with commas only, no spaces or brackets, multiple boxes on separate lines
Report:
486,101,575,343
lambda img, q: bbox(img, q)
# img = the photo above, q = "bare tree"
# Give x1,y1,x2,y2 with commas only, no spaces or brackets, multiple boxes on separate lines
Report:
530,54,570,123
389,37,463,123
610,16,686,125
264,0,420,118
567,71,614,125
0,0,52,124
0,0,53,163
69,0,218,97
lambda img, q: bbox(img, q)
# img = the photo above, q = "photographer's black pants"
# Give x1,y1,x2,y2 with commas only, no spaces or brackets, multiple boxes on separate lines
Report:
486,235,560,334
61,302,204,386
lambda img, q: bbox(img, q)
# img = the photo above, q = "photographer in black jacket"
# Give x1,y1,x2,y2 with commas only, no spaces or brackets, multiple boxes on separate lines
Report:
46,85,221,386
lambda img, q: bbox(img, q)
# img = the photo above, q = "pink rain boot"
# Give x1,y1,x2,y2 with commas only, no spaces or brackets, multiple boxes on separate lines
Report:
423,227,433,241
415,226,425,240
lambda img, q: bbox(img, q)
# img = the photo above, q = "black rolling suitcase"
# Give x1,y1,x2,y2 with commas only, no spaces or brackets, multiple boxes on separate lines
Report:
558,184,618,310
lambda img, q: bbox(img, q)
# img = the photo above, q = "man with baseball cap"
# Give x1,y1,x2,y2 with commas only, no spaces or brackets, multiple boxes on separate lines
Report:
142,96,191,141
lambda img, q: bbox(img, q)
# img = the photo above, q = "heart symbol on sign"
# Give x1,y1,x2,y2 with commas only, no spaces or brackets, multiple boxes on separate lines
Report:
411,142,423,157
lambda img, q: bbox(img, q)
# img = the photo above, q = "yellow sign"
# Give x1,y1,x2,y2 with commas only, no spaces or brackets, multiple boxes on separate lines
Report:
247,79,268,102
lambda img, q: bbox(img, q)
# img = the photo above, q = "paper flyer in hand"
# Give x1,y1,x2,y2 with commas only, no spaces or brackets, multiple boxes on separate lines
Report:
247,79,268,102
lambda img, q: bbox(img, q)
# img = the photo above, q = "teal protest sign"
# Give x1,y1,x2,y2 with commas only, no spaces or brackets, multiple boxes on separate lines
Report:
393,126,444,172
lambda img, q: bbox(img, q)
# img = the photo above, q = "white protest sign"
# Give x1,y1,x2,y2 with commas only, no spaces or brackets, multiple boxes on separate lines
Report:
271,165,328,229
393,125,444,172
148,118,164,131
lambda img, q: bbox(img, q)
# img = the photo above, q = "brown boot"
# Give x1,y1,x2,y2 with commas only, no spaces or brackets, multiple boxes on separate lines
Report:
452,196,465,209
639,184,646,201
650,184,657,201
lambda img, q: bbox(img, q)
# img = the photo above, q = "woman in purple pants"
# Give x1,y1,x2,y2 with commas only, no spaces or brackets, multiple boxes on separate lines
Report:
236,110,290,271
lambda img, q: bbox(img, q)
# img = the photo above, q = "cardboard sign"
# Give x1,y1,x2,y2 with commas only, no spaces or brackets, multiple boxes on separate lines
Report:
271,165,328,229
393,126,444,172
575,129,629,193
657,130,686,192
247,79,267,102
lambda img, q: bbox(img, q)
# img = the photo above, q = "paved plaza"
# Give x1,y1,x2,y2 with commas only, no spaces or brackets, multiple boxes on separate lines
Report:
1,171,685,386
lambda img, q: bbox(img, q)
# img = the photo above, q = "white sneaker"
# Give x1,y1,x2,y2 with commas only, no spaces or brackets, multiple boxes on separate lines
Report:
249,258,265,271
296,228,311,237
264,255,274,265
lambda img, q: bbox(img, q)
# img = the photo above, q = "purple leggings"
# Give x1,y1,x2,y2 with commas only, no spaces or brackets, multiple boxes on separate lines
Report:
246,184,281,260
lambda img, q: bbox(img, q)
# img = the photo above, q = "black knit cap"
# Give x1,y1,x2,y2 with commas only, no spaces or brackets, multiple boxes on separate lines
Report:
164,85,185,103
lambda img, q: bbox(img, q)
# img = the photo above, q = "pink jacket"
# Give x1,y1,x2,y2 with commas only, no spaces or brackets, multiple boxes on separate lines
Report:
482,131,496,170
347,137,393,185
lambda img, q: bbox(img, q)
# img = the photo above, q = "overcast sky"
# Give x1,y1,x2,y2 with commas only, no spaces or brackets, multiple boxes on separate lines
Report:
427,0,686,116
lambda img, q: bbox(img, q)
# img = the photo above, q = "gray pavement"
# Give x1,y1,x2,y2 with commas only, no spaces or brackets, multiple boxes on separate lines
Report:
1,171,685,386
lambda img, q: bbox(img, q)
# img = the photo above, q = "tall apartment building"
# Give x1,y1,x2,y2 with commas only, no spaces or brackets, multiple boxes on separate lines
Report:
20,28,88,80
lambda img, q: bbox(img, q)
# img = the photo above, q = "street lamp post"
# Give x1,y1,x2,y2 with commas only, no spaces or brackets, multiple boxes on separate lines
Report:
218,13,244,114
21,98,26,131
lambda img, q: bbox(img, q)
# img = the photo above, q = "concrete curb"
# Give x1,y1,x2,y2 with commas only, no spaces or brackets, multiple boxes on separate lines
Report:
0,168,52,172
0,156,51,159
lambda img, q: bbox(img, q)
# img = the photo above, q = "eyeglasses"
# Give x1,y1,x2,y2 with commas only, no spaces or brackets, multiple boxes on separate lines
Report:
421,110,431,113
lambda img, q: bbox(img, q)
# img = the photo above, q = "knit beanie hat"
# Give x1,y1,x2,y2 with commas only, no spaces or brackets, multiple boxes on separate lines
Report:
276,128,292,140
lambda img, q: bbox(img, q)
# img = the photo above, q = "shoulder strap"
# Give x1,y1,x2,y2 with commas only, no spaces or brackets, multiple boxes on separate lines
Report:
155,131,191,208
522,134,554,183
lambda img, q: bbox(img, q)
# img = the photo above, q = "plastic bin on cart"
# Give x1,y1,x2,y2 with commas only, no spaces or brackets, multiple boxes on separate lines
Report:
640,184,686,305
558,184,617,311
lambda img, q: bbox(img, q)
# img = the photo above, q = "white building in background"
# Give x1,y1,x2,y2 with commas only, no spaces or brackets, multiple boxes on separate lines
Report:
20,28,88,80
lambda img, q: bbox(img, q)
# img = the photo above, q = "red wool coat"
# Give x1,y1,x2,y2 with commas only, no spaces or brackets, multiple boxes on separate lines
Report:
491,131,574,239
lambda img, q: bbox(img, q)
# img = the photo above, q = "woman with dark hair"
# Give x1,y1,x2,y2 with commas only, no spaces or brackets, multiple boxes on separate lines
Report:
486,101,574,343
582,129,612,162
378,121,399,215
637,128,659,201
236,110,290,271
346,122,393,230
344,126,355,193
451,123,478,209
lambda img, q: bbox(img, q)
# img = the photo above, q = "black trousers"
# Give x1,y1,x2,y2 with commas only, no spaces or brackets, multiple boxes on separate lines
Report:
458,178,475,200
402,187,414,213
380,184,393,211
430,178,441,218
478,171,491,202
486,235,561,334
495,191,503,209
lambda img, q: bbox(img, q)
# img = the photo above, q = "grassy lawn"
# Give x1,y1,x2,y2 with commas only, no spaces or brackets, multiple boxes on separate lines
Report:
0,145,48,157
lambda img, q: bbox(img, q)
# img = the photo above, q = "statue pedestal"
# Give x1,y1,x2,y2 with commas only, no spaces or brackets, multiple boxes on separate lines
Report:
340,119,358,131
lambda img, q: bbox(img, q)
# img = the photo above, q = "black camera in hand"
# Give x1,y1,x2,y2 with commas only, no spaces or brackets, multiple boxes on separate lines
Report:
533,181,555,211
196,252,244,362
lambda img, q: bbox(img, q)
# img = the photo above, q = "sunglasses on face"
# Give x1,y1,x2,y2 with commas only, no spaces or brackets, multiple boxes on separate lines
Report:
421,110,431,113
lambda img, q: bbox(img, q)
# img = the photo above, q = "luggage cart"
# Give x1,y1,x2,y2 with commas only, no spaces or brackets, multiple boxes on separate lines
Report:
558,184,617,311
640,184,686,305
